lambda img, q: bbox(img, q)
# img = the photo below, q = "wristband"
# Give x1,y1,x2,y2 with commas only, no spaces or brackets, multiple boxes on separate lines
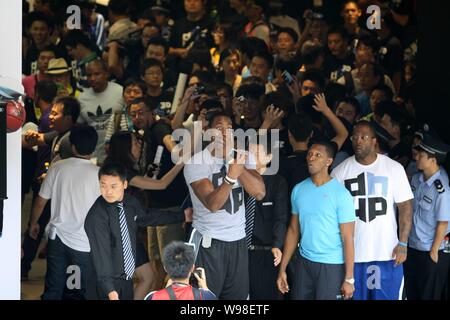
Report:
224,175,237,185
398,241,408,247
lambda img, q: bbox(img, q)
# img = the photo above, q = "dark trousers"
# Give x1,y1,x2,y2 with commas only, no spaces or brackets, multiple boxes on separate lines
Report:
21,148,37,198
42,235,93,300
196,237,249,300
284,250,300,300
86,278,134,300
404,247,450,300
292,255,345,300
21,190,51,276
249,248,282,300
112,279,134,300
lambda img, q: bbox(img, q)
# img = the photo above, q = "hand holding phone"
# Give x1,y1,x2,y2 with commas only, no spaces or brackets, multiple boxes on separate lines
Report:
281,70,294,86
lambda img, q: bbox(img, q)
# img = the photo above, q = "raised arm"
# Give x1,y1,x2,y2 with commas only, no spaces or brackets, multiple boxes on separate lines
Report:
129,163,184,190
313,94,349,151
237,168,265,201
171,85,195,130
189,153,247,212
190,177,234,213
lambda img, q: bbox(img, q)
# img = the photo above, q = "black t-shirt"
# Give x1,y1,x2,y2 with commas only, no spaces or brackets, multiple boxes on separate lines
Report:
144,121,188,208
163,67,177,90
323,51,355,82
169,15,214,74
279,150,309,194
169,15,214,49
389,140,411,167
123,42,146,81
148,90,175,117
23,42,67,76
279,127,293,157
23,42,41,76
126,168,138,183
378,35,403,78
124,167,151,207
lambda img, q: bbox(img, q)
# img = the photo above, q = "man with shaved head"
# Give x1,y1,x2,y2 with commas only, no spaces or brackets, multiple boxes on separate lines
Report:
78,59,124,165
331,120,413,300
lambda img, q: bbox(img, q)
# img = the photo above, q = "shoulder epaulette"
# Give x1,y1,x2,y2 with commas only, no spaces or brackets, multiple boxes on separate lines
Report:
434,179,445,193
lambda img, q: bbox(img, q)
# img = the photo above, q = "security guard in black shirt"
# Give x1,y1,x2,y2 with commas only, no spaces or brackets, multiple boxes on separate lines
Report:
246,142,288,300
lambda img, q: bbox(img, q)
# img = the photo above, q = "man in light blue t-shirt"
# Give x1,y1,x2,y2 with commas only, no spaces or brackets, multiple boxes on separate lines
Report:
277,141,356,300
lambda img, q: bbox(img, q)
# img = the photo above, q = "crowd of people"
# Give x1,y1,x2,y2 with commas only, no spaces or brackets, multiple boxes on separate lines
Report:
19,0,450,301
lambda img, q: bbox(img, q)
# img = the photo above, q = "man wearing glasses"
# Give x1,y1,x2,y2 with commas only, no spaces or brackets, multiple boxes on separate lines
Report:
127,96,188,286
331,120,413,300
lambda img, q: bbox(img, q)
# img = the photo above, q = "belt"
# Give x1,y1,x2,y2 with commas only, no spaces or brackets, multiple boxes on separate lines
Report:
248,245,272,251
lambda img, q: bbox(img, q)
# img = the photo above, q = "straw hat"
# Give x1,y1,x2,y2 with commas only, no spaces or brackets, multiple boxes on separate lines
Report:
46,58,71,75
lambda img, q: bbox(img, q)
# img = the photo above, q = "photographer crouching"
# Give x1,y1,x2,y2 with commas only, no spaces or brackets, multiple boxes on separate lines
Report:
145,241,216,300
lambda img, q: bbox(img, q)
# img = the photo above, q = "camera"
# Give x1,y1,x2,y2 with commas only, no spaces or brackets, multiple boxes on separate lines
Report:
193,84,205,97
281,70,294,86
236,95,246,103
107,28,142,58
189,268,202,287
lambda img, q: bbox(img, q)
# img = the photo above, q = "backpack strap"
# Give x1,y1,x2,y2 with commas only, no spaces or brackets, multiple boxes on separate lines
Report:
192,287,203,300
113,111,123,133
165,285,178,300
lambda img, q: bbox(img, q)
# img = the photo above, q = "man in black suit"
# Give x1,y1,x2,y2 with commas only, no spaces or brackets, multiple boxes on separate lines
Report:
84,163,187,300
85,163,142,300
246,140,289,299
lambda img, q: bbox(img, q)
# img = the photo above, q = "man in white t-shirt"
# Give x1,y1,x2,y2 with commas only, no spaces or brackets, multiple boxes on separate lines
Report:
78,59,123,164
29,126,101,300
184,112,266,299
331,120,413,300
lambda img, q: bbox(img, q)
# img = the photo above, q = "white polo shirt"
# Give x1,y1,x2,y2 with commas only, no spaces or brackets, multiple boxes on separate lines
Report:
39,157,100,252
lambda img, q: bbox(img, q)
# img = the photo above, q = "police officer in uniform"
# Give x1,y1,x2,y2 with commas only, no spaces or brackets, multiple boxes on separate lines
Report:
404,133,450,300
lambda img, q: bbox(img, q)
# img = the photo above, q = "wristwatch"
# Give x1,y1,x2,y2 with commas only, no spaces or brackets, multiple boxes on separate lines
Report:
345,278,355,285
